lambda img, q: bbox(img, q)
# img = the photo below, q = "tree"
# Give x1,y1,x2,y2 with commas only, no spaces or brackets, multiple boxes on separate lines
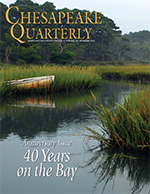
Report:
124,30,150,61
49,43,76,64
110,36,131,60
18,45,41,64
83,14,121,61
1,0,133,64
0,33,19,64
0,3,9,40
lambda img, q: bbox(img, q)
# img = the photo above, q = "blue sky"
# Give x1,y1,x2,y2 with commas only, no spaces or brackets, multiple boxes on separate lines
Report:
1,0,150,34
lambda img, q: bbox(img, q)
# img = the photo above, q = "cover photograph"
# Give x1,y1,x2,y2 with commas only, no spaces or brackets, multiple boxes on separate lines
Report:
0,0,150,193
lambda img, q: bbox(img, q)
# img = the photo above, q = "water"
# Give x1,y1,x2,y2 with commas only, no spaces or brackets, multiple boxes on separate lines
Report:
0,81,150,194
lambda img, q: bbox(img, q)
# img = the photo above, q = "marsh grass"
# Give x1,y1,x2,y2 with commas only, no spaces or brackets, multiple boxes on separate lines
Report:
85,88,150,152
1,64,149,98
72,63,150,81
93,65,150,81
0,65,102,97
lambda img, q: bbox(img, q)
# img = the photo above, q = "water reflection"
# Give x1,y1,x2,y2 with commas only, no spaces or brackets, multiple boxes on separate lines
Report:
14,96,55,108
0,81,137,141
0,80,149,194
0,90,100,140
82,144,150,194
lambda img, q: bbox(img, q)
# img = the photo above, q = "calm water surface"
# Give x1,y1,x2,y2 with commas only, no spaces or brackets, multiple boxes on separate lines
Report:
0,81,150,194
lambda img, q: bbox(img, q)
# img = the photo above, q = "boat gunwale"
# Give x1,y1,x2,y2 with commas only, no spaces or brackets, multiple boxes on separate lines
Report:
6,75,55,85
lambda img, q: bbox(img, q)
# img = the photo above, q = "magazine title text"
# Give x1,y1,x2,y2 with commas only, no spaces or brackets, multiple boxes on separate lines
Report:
6,6,102,43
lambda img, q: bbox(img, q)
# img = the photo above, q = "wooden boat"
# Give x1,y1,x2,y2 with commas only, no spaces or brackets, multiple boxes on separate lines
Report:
7,75,55,89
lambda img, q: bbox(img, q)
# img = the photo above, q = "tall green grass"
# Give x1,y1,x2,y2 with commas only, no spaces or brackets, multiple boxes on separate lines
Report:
93,65,150,81
0,65,102,97
85,88,150,152
1,63,149,98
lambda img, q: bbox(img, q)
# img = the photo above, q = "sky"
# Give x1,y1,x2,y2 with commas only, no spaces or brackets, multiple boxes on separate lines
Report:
1,0,150,34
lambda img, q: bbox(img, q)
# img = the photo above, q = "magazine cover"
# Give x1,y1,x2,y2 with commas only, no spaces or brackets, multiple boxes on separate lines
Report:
0,0,150,193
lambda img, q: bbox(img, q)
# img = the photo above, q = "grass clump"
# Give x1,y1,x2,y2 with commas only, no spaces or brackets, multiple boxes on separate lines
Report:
94,64,150,81
0,64,102,98
86,88,150,153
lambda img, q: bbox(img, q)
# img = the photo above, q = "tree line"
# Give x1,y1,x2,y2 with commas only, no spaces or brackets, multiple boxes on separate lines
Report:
0,0,149,65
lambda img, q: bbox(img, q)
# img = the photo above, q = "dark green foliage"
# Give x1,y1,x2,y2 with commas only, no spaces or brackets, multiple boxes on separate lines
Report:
0,3,10,40
49,50,75,64
117,61,124,65
124,30,150,61
0,1,149,64
48,43,76,64
18,45,41,64
0,0,121,64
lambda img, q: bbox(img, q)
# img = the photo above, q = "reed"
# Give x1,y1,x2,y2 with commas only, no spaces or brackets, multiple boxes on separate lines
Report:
0,64,102,97
93,65,150,81
85,88,150,152
1,63,149,98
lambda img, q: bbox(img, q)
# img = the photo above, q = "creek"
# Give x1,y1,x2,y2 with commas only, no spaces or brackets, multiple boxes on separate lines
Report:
0,80,149,194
